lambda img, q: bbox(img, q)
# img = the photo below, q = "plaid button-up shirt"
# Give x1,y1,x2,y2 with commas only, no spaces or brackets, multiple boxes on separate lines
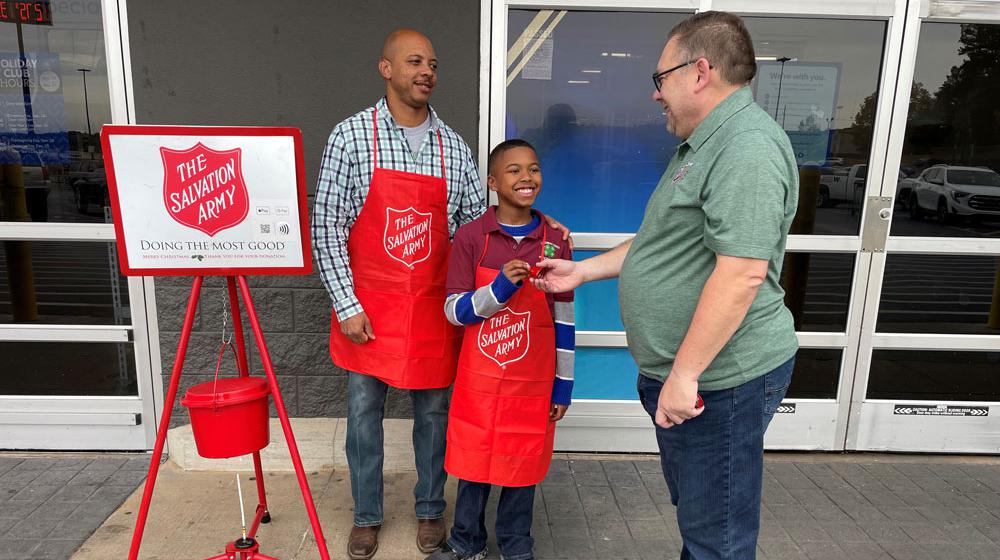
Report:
312,97,485,321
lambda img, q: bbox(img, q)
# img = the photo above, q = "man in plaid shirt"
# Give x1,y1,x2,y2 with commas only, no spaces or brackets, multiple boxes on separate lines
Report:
312,29,484,560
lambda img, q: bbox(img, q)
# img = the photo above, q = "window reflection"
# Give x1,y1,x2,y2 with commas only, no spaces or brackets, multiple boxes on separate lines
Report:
893,23,1000,237
780,252,855,332
506,10,688,233
877,254,1000,335
868,350,1000,401
0,341,136,397
506,12,887,236
745,17,887,236
787,348,841,399
0,241,129,325
0,3,110,224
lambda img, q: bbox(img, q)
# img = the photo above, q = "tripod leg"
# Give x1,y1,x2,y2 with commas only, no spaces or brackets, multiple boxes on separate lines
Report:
226,277,270,532
128,276,204,560
236,276,331,560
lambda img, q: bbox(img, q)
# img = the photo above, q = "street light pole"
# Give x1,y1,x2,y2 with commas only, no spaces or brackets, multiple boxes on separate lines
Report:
77,68,92,135
773,56,792,127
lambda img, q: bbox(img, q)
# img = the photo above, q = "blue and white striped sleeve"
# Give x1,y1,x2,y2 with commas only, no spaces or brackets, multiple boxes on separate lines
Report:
552,299,575,406
444,272,520,326
552,239,575,406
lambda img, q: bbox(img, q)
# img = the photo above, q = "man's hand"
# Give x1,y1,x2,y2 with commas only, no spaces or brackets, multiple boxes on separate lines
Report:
503,259,531,285
654,372,704,429
530,258,584,293
550,403,568,422
341,311,375,345
542,215,573,249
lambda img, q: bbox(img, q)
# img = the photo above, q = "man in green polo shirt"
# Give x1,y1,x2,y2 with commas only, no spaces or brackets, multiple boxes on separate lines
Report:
534,11,798,558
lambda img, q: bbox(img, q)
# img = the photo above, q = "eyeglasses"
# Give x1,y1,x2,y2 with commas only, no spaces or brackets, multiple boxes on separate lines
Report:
652,59,711,91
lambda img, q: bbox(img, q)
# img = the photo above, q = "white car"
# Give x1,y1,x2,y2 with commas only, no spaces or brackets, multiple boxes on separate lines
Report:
904,165,1000,223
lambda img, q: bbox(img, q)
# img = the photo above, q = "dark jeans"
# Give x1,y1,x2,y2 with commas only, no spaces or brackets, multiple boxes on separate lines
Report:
637,357,795,560
448,479,536,560
346,371,449,526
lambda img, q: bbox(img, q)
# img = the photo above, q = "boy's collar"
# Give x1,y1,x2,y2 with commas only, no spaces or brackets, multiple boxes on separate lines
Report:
484,206,546,239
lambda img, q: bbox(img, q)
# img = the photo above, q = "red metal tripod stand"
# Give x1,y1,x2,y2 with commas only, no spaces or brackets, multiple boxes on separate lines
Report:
127,275,330,559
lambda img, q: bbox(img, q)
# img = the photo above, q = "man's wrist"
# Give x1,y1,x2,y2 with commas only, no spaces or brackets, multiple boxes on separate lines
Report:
669,366,700,382
334,296,363,322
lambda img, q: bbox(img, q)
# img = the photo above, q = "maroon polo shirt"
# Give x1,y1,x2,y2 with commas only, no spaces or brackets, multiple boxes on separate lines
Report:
447,206,574,314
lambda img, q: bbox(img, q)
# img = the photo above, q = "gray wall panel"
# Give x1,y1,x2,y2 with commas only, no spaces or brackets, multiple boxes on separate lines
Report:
128,1,482,420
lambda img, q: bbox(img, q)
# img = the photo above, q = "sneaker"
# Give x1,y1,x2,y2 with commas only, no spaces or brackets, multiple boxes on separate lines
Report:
424,542,488,560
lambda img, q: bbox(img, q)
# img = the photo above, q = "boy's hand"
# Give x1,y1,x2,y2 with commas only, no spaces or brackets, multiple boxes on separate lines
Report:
550,403,568,422
503,259,531,284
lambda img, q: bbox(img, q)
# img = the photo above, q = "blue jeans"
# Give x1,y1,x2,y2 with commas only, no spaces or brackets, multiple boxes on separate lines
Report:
448,479,535,560
637,357,795,560
346,371,449,526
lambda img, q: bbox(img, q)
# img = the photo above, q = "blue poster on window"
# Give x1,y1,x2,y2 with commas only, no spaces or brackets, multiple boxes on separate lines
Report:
0,52,69,165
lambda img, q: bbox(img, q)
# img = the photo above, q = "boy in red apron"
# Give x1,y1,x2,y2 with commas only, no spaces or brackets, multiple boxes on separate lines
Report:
428,139,575,560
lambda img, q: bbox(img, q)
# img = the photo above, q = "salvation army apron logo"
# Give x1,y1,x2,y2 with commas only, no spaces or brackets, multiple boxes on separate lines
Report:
384,207,432,268
160,143,250,236
478,308,531,367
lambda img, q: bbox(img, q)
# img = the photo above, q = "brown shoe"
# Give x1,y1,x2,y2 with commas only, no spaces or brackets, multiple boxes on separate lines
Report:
348,524,380,560
416,517,446,553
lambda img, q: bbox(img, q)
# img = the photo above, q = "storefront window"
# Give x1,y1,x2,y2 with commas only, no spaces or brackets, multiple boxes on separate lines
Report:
892,23,1000,237
0,341,137,396
0,1,111,225
877,254,1000,335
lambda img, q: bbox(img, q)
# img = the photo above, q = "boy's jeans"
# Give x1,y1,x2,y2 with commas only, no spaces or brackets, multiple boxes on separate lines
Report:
448,479,535,560
346,371,449,526
637,357,795,559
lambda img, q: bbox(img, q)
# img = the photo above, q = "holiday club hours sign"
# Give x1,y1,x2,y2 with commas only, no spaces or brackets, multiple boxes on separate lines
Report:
101,126,311,276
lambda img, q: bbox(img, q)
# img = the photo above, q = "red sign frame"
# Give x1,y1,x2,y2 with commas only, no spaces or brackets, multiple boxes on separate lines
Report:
101,125,312,277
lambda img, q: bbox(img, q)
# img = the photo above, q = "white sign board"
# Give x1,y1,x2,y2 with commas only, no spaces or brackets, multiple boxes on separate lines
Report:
101,126,310,276
753,62,841,165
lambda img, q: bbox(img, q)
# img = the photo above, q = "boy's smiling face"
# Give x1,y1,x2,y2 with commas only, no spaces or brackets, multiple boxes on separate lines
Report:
488,146,542,211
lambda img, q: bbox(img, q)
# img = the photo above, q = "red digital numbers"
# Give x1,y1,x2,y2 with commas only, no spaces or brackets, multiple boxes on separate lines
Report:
0,2,52,25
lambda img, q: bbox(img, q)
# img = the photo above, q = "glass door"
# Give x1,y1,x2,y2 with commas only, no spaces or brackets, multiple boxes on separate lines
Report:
848,0,1000,452
0,0,159,450
488,0,907,451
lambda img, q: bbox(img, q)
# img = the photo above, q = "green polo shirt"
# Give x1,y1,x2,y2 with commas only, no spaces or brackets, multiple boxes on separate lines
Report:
619,87,799,391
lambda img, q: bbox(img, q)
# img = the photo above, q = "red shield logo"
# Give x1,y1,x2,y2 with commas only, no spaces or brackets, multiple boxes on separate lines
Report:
478,308,531,367
160,143,250,236
384,207,432,268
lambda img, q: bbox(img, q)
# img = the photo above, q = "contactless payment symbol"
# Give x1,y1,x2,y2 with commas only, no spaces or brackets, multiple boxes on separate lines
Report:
384,207,432,268
478,308,531,367
161,143,250,236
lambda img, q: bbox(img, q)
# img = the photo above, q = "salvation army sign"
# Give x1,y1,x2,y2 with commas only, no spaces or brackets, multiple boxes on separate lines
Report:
160,143,249,236
101,126,310,276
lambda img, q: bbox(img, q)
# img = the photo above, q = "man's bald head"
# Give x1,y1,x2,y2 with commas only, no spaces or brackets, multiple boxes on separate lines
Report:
381,29,434,62
378,29,438,114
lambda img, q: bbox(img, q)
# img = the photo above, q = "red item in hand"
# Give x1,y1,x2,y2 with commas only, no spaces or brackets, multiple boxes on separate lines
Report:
695,394,704,409
529,265,542,278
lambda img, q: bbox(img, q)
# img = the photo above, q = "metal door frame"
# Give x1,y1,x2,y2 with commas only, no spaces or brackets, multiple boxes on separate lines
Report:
0,0,161,450
847,0,1000,452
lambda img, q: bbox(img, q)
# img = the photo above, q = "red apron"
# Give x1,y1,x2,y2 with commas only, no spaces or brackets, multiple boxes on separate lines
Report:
328,109,461,390
445,229,556,487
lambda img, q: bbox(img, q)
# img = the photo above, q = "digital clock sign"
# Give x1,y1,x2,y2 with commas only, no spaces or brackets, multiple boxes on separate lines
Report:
0,1,53,26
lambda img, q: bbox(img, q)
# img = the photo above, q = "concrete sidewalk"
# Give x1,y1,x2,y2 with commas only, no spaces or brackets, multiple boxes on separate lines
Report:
66,452,1000,560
